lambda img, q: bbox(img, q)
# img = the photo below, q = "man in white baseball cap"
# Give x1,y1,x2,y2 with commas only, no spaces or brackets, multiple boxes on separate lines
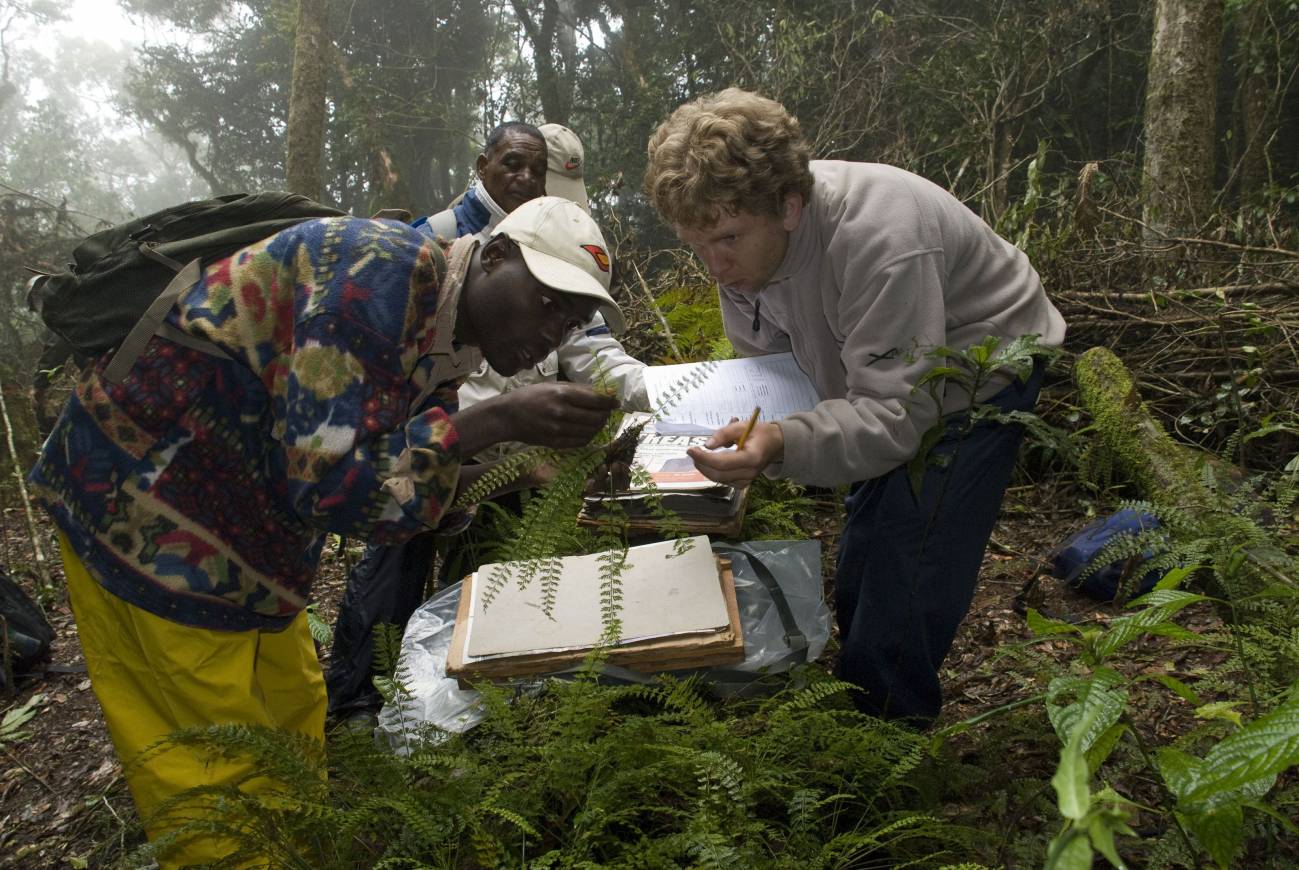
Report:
328,140,647,727
539,123,590,212
492,194,623,333
326,195,646,724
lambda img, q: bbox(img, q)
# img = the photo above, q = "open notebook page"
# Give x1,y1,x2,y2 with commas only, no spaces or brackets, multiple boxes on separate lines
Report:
644,352,819,435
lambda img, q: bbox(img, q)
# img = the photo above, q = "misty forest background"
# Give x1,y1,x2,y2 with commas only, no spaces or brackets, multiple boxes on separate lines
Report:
2,0,1299,868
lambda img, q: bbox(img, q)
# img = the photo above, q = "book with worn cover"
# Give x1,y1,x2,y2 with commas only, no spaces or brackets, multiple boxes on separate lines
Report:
446,536,745,682
578,413,747,535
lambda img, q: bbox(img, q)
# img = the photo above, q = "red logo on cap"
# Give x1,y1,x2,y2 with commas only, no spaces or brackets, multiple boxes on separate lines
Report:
564,158,580,171
581,244,610,272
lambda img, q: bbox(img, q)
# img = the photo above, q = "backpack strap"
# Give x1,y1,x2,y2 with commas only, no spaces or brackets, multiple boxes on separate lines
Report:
371,207,414,223
102,255,230,385
137,240,187,272
710,544,809,661
24,271,52,313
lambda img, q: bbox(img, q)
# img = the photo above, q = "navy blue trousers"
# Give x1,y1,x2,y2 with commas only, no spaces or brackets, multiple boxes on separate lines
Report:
326,491,521,715
325,532,436,716
833,364,1044,725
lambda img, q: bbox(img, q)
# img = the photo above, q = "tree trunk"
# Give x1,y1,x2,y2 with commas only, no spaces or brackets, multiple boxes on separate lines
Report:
1237,0,1272,198
286,0,329,199
510,0,577,124
1141,0,1224,241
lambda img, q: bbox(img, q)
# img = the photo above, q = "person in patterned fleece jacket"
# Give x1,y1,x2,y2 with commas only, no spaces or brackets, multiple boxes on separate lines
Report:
29,198,619,866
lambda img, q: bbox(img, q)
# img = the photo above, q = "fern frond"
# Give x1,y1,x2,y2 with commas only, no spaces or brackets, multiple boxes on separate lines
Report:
452,446,560,511
651,360,718,419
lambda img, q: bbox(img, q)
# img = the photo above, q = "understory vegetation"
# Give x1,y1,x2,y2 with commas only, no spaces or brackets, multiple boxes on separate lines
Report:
42,215,1295,867
3,1,1299,866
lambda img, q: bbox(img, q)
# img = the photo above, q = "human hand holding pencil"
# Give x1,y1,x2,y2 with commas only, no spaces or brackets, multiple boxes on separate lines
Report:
687,405,784,485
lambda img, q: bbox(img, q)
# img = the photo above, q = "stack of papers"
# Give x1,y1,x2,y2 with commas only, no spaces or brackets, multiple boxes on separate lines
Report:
643,352,820,435
581,354,819,536
579,414,745,531
446,536,745,682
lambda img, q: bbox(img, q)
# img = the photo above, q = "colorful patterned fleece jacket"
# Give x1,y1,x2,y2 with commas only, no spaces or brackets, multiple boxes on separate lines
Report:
30,217,470,632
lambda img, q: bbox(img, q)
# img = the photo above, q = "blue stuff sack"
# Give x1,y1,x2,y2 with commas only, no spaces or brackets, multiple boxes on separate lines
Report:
1050,509,1166,603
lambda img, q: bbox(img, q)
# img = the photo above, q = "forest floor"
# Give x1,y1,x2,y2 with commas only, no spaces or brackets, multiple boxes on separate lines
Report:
0,478,1252,868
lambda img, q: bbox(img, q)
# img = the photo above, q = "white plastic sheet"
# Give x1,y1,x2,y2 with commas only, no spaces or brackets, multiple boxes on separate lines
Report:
376,540,831,752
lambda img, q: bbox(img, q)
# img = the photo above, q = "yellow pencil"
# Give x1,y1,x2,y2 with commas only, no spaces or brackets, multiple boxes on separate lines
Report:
735,406,762,450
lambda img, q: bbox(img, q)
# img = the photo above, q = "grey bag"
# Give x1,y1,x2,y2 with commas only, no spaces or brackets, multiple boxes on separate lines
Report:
376,540,831,750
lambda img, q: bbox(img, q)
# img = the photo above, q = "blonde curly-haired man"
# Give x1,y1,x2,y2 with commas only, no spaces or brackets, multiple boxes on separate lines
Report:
645,88,1066,724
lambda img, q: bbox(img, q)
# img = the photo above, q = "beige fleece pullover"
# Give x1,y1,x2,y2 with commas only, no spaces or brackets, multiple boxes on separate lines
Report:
718,161,1066,486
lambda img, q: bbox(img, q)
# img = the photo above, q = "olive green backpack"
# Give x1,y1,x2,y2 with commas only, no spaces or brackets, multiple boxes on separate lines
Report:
27,192,345,383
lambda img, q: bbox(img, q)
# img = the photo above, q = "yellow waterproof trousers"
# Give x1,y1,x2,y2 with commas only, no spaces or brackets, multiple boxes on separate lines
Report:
59,534,327,868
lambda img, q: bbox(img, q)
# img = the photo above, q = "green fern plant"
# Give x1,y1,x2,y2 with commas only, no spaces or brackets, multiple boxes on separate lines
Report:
1027,561,1299,868
470,359,716,635
304,603,333,646
130,666,982,868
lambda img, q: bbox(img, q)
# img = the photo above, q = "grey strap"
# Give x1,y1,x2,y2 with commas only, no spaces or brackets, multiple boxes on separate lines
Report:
712,544,808,659
137,241,186,272
156,322,233,360
24,272,51,312
103,257,227,384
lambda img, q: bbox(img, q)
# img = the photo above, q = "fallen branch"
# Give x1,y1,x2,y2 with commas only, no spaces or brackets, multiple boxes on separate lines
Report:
631,261,682,359
1,744,55,794
1167,236,1299,260
1074,346,1214,506
1064,282,1299,302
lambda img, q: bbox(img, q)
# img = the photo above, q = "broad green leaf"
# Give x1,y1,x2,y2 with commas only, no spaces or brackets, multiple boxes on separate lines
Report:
989,333,1050,380
1085,721,1127,774
1178,803,1243,869
1156,747,1203,801
906,423,948,500
1243,422,1296,442
1046,670,1126,751
0,693,45,741
1141,623,1200,644
1027,608,1083,637
1194,701,1243,727
1087,814,1126,868
1241,798,1299,836
1052,689,1110,825
1045,827,1094,870
1148,674,1202,706
924,344,963,361
915,365,972,391
1126,589,1209,609
1154,565,1198,590
1053,736,1090,821
1183,693,1299,806
1093,592,1208,660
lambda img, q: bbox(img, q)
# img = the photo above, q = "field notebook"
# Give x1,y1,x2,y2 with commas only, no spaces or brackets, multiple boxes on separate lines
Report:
642,352,819,435
578,413,747,537
446,536,744,682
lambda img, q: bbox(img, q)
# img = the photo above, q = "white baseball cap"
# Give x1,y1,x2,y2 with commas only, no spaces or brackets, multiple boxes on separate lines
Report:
493,196,624,333
540,123,590,212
